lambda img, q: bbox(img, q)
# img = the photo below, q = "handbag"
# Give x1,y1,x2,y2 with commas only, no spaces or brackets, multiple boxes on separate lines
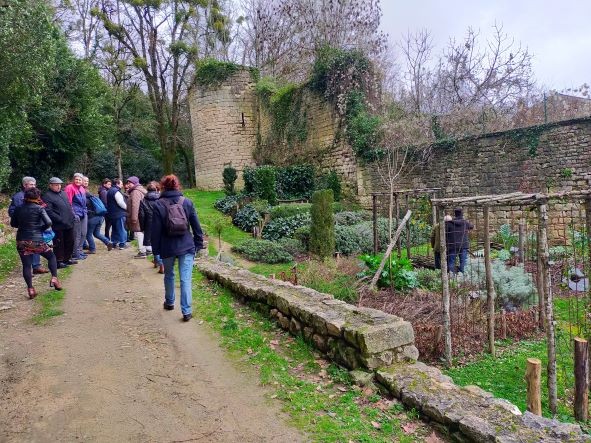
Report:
42,229,55,244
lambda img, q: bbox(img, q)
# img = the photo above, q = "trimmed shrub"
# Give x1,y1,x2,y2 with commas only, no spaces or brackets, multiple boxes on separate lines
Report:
222,165,237,195
317,169,342,201
232,204,260,232
269,203,311,220
293,226,311,252
335,223,373,255
310,189,335,258
214,194,240,215
262,213,310,241
231,239,293,264
276,237,306,256
255,166,277,205
276,164,315,199
334,210,371,226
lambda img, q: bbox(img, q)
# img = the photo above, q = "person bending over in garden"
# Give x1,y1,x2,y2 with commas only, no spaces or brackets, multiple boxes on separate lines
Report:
106,179,128,250
10,187,62,299
431,214,452,269
43,177,76,268
9,176,48,275
151,175,204,322
446,207,474,274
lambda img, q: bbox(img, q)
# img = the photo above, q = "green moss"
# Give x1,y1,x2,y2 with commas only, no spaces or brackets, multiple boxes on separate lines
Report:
194,58,240,87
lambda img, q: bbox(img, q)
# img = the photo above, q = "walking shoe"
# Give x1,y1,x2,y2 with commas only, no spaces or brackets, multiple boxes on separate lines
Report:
57,262,69,269
182,313,192,322
65,259,78,265
87,250,96,254
27,287,37,299
134,252,147,259
72,255,86,260
118,244,129,250
158,264,164,274
33,267,49,275
163,303,174,311
107,242,114,251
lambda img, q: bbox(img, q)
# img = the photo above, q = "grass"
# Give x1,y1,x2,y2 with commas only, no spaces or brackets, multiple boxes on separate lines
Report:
0,239,18,283
32,265,73,325
184,190,250,245
445,298,583,423
191,272,434,442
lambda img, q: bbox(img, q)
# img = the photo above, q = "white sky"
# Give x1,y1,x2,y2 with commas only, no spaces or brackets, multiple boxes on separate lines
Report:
380,0,591,91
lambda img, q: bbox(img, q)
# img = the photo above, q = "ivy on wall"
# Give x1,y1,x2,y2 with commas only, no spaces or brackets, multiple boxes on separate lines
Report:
194,59,240,87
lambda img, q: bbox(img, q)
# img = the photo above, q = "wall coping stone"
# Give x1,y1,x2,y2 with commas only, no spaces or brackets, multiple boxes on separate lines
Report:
196,257,590,442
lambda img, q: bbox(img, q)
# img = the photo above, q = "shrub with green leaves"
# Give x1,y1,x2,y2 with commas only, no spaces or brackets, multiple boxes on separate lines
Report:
359,254,418,290
222,165,237,195
232,204,261,232
334,211,371,226
269,203,311,220
316,169,342,201
310,189,335,258
231,239,293,263
254,166,277,205
293,226,311,251
262,213,310,241
416,268,442,292
461,259,537,308
335,223,373,255
214,195,241,215
276,237,306,256
276,164,315,199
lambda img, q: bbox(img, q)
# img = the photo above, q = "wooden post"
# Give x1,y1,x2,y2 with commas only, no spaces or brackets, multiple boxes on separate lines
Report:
518,218,526,264
439,205,452,367
539,202,558,415
483,206,496,356
372,194,378,255
574,337,589,421
536,221,546,330
501,309,507,340
526,358,542,416
405,194,412,259
585,198,591,390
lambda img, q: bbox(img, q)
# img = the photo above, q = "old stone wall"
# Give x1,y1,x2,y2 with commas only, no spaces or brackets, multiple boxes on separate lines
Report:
197,257,590,443
189,70,257,190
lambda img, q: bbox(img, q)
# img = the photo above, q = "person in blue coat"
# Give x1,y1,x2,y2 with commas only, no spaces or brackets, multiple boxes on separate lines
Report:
151,175,204,322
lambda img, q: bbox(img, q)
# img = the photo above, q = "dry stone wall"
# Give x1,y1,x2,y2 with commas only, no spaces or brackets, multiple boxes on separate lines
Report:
197,257,590,443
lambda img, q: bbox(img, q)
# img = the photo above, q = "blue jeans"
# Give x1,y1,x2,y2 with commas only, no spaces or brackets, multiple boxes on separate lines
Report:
32,254,41,269
87,216,111,251
447,248,468,273
163,253,194,315
110,217,127,247
154,254,163,266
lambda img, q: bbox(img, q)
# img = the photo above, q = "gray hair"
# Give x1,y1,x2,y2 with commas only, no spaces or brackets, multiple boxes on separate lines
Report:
22,176,36,186
73,172,84,179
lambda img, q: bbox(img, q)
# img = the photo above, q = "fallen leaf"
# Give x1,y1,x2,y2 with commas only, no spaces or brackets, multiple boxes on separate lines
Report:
371,421,381,429
247,348,253,354
425,431,443,443
402,422,418,434
337,386,348,392
270,340,279,345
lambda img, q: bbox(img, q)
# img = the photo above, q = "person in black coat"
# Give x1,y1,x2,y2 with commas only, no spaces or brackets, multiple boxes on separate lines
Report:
42,177,76,268
445,207,474,273
139,181,163,272
10,187,62,299
151,175,204,321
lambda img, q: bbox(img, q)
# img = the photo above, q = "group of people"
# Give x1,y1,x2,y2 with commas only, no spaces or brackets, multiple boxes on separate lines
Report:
9,174,204,322
431,208,474,273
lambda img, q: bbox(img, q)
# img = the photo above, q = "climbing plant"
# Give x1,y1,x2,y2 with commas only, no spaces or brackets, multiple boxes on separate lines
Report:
194,59,240,87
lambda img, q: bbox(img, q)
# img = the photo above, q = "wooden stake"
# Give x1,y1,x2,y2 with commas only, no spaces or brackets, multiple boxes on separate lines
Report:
536,222,546,330
501,309,507,340
369,211,412,291
372,194,378,255
395,194,402,258
483,206,496,356
574,337,589,421
526,358,542,416
539,202,557,415
439,206,452,367
518,218,526,264
405,194,411,259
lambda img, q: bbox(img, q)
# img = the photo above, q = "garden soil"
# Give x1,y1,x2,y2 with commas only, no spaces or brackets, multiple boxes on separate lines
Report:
0,249,305,442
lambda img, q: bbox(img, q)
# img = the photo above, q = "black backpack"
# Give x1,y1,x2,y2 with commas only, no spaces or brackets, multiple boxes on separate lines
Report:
161,197,189,236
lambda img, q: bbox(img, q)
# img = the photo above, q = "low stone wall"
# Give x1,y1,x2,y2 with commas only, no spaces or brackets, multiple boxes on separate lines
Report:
196,258,591,442
196,259,418,369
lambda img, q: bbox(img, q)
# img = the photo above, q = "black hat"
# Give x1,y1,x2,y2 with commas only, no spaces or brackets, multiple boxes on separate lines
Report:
454,207,463,217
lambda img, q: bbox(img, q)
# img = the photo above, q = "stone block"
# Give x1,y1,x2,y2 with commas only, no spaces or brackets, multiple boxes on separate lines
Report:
356,320,415,354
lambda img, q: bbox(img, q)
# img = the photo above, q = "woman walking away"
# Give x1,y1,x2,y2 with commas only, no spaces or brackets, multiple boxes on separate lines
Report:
151,175,204,321
10,188,62,299
139,181,163,273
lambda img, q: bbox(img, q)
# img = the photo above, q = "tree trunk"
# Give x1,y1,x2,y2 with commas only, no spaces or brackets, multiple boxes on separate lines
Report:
574,337,589,421
484,206,496,356
439,206,452,367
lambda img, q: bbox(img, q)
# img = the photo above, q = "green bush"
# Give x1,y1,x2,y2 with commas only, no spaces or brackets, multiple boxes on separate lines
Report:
255,166,277,205
345,90,383,162
195,59,239,87
231,239,293,264
276,237,306,256
416,268,442,292
214,194,241,215
359,254,418,290
222,165,237,195
293,226,311,251
232,204,261,232
262,213,310,241
269,203,311,220
334,211,371,226
335,223,373,255
317,170,342,201
310,189,335,258
276,164,315,199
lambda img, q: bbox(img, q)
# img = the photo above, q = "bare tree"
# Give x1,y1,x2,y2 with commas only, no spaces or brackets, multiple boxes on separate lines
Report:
54,0,104,61
399,29,434,115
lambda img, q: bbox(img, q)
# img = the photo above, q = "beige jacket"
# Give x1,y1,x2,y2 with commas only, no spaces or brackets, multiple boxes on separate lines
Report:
127,185,147,232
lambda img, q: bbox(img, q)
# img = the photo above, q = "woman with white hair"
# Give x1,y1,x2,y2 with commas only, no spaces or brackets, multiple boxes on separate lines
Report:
64,173,88,260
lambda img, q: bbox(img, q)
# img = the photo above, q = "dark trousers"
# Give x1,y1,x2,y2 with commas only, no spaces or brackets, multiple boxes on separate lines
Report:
104,218,111,240
19,251,57,288
54,228,75,263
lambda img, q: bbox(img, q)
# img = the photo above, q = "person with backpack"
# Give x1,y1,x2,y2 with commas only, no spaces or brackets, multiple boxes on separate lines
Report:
151,175,204,322
106,179,128,250
139,181,164,273
85,185,112,253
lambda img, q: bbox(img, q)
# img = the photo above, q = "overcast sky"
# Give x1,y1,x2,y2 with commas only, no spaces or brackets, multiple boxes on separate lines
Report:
380,0,591,92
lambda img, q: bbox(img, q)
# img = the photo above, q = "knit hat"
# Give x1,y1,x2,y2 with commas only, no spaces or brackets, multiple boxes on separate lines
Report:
126,176,140,185
49,177,64,184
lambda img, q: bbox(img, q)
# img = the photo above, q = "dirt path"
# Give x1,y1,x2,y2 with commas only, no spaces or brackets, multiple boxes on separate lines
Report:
0,249,305,442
